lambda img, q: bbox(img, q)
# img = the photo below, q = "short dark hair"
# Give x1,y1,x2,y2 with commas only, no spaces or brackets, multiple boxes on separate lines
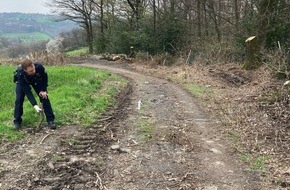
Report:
20,59,33,70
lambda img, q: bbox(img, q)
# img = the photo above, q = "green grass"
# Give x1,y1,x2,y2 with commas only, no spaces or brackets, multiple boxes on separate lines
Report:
137,120,155,141
241,153,269,172
0,65,128,141
66,48,89,56
0,32,51,43
251,156,269,170
135,103,156,142
186,83,208,97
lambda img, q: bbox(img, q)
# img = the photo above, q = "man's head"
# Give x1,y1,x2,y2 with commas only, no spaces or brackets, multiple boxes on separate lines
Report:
21,59,35,75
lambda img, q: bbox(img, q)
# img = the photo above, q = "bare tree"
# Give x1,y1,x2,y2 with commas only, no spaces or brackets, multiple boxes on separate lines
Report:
47,0,95,53
206,0,221,41
126,0,145,31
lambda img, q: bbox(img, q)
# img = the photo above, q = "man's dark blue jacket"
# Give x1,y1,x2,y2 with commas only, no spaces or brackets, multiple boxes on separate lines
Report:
15,63,48,106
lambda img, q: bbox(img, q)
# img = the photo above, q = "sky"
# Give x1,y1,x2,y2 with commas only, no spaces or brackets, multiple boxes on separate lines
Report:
0,0,51,14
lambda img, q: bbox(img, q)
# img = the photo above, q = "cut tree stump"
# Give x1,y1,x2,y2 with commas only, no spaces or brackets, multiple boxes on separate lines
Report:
243,36,261,70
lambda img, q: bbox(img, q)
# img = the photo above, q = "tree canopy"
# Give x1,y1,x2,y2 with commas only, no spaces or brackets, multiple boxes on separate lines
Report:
47,0,290,56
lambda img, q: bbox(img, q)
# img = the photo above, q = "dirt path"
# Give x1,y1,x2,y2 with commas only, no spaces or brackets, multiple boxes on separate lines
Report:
0,60,274,189
81,63,271,190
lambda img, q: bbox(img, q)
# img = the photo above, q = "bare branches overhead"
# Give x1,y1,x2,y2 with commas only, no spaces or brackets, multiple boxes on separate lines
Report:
47,0,95,53
46,0,290,54
48,0,93,24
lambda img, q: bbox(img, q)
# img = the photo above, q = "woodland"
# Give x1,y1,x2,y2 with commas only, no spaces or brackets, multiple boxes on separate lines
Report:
46,0,290,64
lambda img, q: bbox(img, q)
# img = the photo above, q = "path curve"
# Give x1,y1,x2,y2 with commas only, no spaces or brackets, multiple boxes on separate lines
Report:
80,62,268,190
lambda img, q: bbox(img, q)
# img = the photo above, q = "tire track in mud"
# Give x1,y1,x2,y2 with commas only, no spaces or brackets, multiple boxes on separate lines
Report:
0,123,114,189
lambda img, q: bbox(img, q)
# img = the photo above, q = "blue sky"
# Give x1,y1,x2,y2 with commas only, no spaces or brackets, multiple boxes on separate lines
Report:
0,0,51,14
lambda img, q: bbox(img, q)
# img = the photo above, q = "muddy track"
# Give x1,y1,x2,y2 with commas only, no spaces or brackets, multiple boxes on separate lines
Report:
79,62,273,190
0,60,275,190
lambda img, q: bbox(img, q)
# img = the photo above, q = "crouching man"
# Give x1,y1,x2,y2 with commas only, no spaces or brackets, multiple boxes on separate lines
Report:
13,58,56,130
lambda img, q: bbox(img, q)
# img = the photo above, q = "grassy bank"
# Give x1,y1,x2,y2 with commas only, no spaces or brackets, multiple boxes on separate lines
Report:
0,65,128,140
66,47,89,56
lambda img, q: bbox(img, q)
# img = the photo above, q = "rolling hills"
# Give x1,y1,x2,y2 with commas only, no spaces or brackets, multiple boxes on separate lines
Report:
0,12,77,43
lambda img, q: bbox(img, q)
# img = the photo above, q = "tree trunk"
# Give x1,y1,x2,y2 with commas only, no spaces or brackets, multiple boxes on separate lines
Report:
126,0,142,31
233,0,239,32
84,16,94,54
207,0,221,41
243,36,261,70
203,1,209,36
135,0,141,30
197,0,201,37
257,0,276,47
100,0,104,34
153,0,157,54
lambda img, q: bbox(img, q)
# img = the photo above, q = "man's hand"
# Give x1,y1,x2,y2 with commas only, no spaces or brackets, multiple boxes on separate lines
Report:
34,105,42,113
39,91,48,99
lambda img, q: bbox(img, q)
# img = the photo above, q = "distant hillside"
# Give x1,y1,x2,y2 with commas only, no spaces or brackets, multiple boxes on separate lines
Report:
0,13,77,43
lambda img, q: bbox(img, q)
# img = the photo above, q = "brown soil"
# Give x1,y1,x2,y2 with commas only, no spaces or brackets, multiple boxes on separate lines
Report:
0,57,288,190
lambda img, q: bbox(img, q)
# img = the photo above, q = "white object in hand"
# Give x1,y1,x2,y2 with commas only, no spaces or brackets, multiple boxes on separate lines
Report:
34,105,42,113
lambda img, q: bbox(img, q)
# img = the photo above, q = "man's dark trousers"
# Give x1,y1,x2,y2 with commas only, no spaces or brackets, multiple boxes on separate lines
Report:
14,83,55,125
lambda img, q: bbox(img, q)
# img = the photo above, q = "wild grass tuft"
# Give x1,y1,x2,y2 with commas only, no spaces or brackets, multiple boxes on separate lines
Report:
187,83,208,97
